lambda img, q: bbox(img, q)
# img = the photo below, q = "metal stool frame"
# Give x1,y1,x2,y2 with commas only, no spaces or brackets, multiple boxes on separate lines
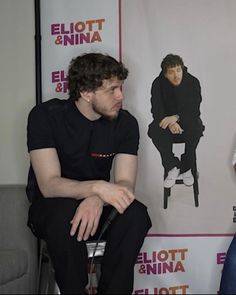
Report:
37,239,106,294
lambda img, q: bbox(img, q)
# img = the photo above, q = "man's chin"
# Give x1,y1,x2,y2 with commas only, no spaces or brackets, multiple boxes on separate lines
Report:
103,111,119,121
173,80,182,86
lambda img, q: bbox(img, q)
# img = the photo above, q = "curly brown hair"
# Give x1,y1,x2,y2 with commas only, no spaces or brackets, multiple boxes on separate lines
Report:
67,53,129,100
161,54,184,74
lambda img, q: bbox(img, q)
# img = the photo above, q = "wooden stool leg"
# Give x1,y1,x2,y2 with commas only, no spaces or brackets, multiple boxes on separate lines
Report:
192,157,199,207
163,169,171,209
193,173,199,207
164,187,170,209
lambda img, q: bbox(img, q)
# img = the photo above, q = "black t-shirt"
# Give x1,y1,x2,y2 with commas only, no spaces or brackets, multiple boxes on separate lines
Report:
26,98,139,201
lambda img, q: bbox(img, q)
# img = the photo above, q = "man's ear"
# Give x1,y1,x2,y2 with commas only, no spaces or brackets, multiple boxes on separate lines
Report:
80,91,92,103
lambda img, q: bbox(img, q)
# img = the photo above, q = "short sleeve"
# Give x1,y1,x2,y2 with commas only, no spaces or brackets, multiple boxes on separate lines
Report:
27,105,55,152
117,112,140,155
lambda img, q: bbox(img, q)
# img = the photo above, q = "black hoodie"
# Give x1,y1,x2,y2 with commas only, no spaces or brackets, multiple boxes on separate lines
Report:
149,66,204,131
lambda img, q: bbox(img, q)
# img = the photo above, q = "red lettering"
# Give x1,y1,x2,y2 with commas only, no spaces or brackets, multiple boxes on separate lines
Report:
217,252,226,264
91,31,102,43
96,18,105,30
60,71,67,82
51,24,60,35
52,71,60,83
143,252,152,263
136,253,143,264
61,23,70,34
74,21,86,32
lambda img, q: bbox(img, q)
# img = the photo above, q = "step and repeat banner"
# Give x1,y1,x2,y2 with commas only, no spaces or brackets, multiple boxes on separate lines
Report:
133,234,233,294
40,0,121,101
40,0,236,293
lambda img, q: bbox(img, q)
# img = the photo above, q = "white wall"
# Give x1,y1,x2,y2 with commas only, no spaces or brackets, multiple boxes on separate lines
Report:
0,0,35,184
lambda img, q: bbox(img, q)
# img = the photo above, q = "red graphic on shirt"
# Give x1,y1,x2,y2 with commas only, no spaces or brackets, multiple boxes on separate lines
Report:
91,153,115,158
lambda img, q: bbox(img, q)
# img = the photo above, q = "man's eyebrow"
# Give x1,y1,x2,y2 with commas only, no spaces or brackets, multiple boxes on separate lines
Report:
108,83,122,89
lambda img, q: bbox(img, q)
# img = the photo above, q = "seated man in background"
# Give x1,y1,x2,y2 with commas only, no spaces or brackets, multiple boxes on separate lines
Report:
26,52,152,294
219,149,236,294
148,54,205,188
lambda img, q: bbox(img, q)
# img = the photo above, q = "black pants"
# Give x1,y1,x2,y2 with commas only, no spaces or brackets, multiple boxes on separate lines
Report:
28,197,152,294
219,233,236,294
148,122,203,173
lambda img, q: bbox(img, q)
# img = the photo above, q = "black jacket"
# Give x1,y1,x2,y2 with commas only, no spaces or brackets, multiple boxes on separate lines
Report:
149,67,204,131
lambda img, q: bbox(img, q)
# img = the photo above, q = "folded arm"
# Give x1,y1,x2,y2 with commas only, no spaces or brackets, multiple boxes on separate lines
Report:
30,148,137,240
70,153,137,241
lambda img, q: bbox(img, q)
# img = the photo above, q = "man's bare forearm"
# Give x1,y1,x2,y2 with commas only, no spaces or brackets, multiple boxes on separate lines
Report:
41,176,99,199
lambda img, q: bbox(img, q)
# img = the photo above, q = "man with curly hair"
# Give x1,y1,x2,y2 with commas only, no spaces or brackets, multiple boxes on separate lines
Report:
148,54,205,188
26,53,152,294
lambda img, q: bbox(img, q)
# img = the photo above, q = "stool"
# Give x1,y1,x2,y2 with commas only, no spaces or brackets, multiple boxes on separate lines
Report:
163,150,199,209
37,239,106,294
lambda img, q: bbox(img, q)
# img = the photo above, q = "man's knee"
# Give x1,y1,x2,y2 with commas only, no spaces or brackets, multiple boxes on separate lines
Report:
148,124,167,150
127,200,152,232
31,197,79,240
148,121,161,137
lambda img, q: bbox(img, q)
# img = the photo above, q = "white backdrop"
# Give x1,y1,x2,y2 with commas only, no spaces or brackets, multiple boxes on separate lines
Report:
40,0,120,101
121,0,236,234
121,1,236,292
40,0,236,293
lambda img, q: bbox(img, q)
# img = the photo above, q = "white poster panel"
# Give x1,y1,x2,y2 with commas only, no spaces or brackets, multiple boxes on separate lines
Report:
133,235,233,294
121,0,236,234
121,0,236,292
40,0,120,101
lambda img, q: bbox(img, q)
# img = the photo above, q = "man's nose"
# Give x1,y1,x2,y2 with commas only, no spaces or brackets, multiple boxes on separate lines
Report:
174,72,178,79
115,88,124,101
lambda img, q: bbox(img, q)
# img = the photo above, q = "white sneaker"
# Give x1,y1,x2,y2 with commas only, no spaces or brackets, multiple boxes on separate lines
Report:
182,169,194,186
164,167,180,188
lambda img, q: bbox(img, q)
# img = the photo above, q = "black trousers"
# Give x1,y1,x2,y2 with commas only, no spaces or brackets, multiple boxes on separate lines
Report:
28,197,152,294
148,123,203,173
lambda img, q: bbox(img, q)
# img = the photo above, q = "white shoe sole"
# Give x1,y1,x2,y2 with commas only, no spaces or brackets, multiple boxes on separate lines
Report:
183,180,194,186
164,181,176,189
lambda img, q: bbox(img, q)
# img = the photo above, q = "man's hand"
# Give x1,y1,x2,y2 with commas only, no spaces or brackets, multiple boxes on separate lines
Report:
94,181,135,214
169,122,184,134
159,115,179,129
70,196,104,241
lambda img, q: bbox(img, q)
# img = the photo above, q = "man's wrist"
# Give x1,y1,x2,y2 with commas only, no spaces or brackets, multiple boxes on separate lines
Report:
91,180,103,196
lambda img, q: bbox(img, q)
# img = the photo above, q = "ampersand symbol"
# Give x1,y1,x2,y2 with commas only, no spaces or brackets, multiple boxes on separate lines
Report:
139,264,146,274
55,35,62,45
55,83,62,92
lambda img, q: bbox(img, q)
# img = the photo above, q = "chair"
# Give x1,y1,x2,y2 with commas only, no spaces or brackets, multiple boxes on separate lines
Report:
37,239,106,294
0,185,38,294
37,240,58,295
163,144,199,209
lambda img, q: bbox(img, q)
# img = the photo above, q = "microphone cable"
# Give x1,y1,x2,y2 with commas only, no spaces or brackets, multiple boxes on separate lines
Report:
88,208,118,294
